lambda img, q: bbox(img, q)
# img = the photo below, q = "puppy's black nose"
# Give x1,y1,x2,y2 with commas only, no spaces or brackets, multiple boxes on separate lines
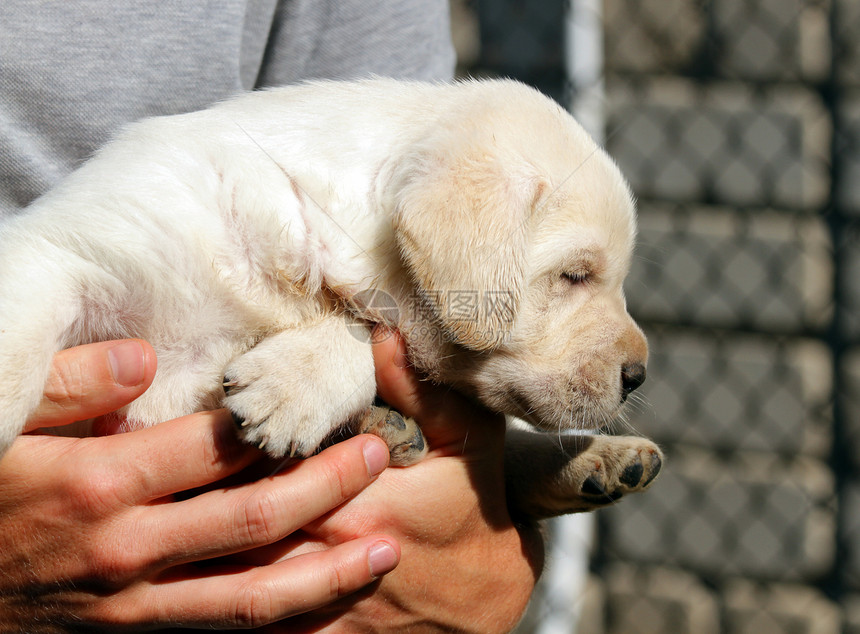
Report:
620,363,646,401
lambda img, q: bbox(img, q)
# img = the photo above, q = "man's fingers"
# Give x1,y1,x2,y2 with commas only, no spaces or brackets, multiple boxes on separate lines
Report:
98,409,261,501
371,327,424,415
24,339,156,432
141,435,390,564
92,536,400,629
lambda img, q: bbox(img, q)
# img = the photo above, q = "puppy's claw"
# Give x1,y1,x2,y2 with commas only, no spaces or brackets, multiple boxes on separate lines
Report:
231,411,245,429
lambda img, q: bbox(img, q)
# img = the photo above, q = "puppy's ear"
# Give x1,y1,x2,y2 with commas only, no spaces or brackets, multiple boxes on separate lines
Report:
393,145,545,350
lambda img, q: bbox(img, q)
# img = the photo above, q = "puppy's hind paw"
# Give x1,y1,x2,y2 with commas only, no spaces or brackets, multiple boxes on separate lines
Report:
356,402,428,466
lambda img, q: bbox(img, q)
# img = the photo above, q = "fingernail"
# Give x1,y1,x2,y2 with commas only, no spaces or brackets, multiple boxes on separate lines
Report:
368,541,398,578
108,341,146,387
363,439,390,477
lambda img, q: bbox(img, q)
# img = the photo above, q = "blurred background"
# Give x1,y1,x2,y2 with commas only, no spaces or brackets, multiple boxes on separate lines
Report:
448,1,858,632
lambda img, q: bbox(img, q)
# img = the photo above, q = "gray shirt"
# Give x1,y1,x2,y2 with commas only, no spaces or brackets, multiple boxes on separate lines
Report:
0,0,455,214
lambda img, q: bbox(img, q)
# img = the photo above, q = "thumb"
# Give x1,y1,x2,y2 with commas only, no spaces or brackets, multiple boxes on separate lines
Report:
24,339,157,432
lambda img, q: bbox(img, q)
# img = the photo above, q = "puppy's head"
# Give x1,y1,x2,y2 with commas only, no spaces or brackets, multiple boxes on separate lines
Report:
393,81,646,431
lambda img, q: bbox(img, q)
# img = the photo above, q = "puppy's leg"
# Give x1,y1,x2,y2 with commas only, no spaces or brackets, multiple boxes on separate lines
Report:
505,430,662,519
0,245,85,457
223,314,380,457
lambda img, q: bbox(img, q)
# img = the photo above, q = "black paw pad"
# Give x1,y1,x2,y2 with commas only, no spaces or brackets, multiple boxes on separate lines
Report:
384,410,407,431
643,452,662,486
620,459,645,487
582,475,623,503
409,425,425,453
582,476,606,496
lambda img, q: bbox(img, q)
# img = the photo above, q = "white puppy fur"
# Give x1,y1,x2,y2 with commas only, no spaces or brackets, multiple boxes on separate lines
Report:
0,79,660,517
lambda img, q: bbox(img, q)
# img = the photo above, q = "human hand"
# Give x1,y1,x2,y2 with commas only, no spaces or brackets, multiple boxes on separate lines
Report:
234,329,545,633
0,340,400,632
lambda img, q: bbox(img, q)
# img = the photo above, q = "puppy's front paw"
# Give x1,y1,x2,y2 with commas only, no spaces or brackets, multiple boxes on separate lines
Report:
356,402,428,466
222,334,376,457
223,368,334,457
576,436,662,508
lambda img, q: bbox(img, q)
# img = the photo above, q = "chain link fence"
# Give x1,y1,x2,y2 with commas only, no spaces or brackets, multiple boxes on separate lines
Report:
453,0,860,631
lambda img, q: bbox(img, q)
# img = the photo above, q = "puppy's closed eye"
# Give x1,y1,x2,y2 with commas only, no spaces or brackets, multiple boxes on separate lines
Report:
556,247,606,291
561,270,591,286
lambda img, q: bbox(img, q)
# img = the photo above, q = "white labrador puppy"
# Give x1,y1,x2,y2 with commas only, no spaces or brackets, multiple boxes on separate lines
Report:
0,79,659,518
